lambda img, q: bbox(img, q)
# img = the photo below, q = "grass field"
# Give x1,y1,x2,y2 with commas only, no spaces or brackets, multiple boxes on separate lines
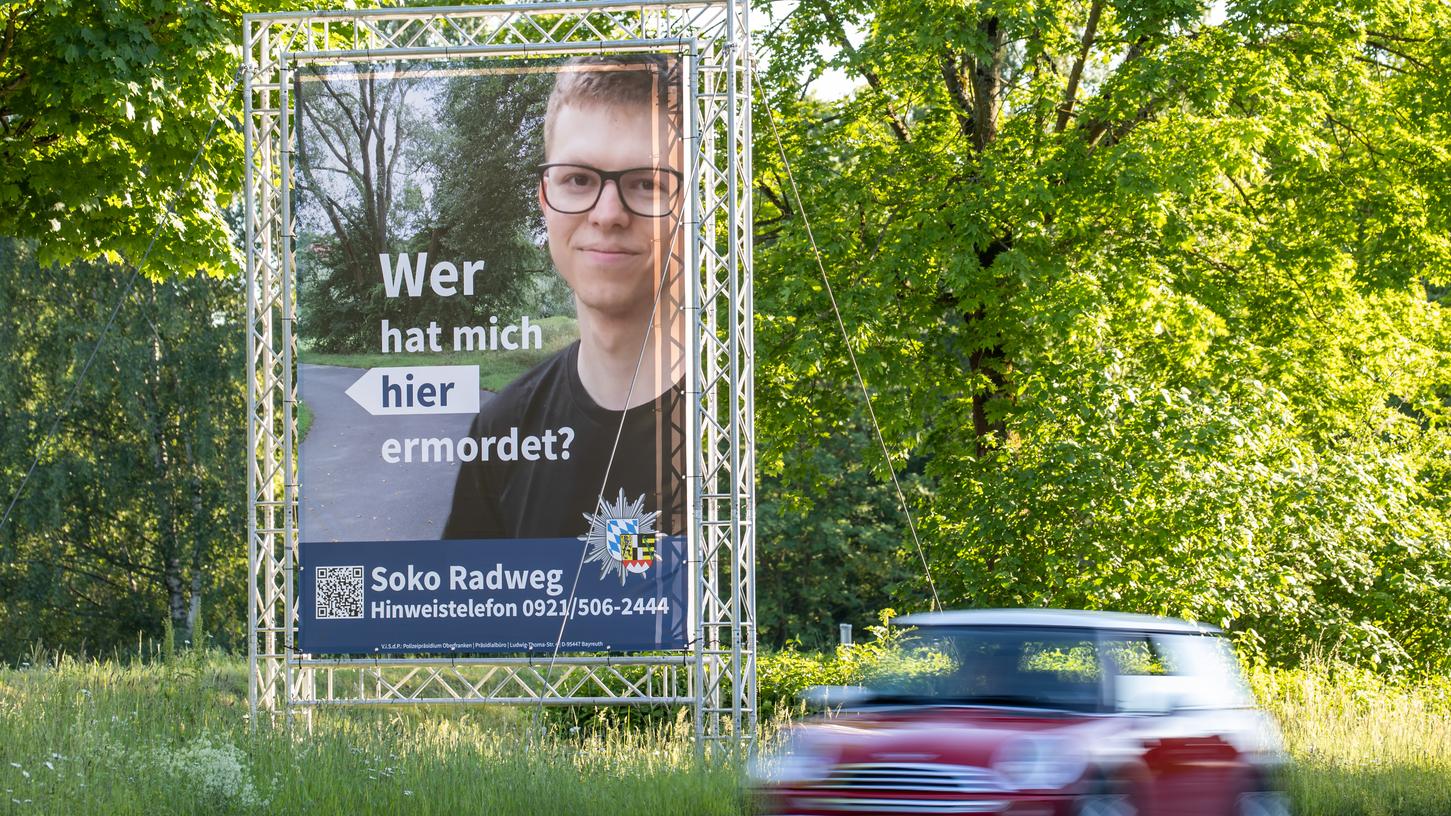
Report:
0,649,739,815
2,650,1449,814
297,315,579,393
1251,663,1451,815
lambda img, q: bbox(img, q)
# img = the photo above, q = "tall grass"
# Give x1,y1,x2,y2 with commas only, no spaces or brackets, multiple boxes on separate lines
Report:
3,648,1450,814
0,648,740,815
1249,662,1451,815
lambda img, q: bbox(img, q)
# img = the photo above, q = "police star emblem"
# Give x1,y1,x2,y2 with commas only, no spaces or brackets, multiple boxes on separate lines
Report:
581,489,660,584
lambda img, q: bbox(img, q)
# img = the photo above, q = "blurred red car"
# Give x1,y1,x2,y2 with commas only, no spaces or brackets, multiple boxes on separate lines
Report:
750,609,1289,816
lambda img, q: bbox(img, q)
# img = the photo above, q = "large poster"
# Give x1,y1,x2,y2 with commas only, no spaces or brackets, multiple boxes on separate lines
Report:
293,56,689,654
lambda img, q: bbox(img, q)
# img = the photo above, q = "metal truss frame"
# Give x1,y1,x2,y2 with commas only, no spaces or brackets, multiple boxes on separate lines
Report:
243,0,753,747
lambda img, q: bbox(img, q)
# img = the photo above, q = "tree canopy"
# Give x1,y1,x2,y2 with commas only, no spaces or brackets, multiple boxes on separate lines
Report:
0,0,302,656
0,0,330,276
0,238,247,658
2,0,1449,672
754,0,1451,669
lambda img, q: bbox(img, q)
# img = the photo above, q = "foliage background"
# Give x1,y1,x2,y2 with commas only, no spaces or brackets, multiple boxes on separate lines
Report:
0,237,247,656
754,0,1451,671
0,0,1448,680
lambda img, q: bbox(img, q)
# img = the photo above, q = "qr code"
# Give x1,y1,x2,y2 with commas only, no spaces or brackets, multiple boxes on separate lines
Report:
315,565,364,620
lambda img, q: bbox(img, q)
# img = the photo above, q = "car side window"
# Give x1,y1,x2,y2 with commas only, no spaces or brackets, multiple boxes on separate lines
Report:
1103,632,1255,712
1102,634,1179,713
1017,635,1104,711
1151,633,1255,709
867,629,1109,711
1103,635,1169,677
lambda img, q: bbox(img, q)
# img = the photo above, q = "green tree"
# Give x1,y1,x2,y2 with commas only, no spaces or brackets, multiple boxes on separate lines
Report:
429,67,558,315
0,0,254,275
755,0,1451,669
0,1,328,656
295,62,553,352
295,62,438,352
757,421,929,649
0,238,247,657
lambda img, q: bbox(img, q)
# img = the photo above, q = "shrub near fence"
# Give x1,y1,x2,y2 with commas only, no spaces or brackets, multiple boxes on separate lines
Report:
757,610,906,721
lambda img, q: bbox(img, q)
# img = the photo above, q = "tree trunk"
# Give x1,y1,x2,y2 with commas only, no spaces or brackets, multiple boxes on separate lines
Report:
165,555,189,645
186,570,202,646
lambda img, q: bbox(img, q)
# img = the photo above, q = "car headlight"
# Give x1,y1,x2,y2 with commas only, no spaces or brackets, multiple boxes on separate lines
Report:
991,734,1086,791
748,727,836,786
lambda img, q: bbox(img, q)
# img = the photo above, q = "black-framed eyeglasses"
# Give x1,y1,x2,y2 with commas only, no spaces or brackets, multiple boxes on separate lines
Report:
538,163,683,218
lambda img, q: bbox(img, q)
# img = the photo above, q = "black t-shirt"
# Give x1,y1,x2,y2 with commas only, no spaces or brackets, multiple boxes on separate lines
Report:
442,341,685,540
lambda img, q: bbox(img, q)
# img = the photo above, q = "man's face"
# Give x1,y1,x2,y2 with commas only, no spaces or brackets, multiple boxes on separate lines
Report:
541,100,678,323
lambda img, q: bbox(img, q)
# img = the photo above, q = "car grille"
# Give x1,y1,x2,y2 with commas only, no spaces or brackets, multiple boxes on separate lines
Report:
819,763,1006,794
802,800,1006,814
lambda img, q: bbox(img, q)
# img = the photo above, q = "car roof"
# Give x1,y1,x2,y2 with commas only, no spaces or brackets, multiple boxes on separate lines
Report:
892,608,1222,635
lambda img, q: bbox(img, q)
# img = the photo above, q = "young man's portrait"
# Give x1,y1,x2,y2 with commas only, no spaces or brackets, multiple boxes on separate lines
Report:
443,54,687,542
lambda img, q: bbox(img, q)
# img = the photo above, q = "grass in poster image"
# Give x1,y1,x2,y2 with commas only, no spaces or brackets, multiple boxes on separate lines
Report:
296,400,313,444
3,649,1449,815
0,648,741,815
299,315,578,392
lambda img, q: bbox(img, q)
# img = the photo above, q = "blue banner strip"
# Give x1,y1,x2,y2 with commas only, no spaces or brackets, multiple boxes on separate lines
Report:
299,537,688,654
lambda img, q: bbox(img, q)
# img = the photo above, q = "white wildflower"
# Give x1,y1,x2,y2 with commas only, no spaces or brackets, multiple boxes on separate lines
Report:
151,736,268,809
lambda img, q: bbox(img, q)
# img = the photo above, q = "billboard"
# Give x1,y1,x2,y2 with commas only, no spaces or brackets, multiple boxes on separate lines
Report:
293,56,689,654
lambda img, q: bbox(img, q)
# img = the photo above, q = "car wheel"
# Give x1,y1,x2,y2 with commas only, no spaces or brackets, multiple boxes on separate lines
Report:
1074,782,1137,816
1236,790,1290,816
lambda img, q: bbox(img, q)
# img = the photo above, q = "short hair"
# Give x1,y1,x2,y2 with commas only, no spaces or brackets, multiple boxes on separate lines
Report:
543,54,680,157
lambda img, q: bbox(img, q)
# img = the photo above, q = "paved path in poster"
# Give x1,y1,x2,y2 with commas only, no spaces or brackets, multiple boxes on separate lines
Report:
298,363,490,542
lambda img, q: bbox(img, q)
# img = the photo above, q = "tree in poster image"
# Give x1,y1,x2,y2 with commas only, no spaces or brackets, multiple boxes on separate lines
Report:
295,63,430,352
295,63,553,353
429,69,566,320
754,0,1451,670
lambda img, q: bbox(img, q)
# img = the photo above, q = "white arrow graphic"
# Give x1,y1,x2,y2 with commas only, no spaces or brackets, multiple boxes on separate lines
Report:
344,365,480,416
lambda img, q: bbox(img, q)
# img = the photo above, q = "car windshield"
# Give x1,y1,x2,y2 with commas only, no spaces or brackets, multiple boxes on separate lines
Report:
865,626,1105,712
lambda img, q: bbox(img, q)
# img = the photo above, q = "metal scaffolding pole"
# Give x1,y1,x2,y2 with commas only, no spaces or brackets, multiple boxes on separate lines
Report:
243,0,753,747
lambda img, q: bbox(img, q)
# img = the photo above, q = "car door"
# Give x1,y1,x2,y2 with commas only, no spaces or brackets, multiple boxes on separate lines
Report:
1103,633,1225,816
1150,632,1263,814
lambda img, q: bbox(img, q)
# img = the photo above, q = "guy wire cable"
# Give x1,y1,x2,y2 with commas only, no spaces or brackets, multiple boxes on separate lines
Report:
750,64,942,613
0,65,248,541
530,174,690,740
